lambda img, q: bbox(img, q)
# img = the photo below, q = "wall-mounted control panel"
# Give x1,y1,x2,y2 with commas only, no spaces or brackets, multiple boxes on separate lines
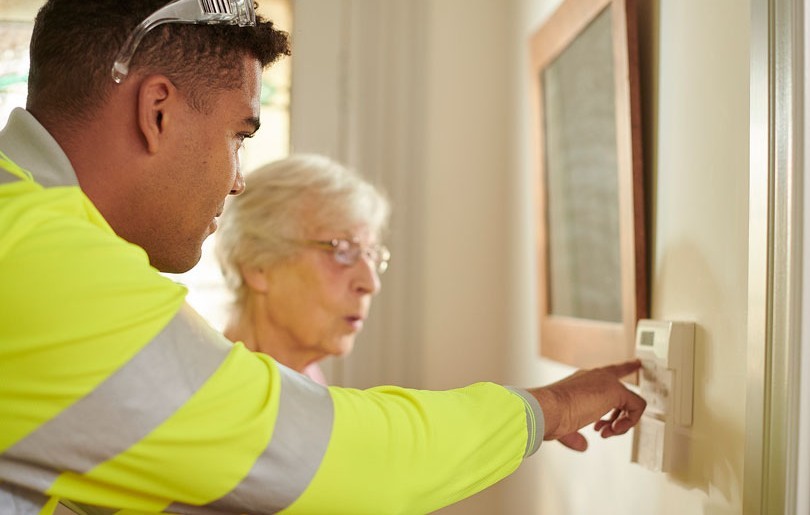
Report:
630,319,695,473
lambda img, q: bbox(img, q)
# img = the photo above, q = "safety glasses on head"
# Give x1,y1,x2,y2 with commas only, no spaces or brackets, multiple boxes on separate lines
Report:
111,0,256,83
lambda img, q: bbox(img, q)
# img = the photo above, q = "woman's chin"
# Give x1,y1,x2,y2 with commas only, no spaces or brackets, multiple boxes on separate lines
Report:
331,338,356,357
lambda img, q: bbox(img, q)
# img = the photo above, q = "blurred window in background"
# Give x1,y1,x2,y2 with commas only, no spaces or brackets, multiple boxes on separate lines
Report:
0,20,33,122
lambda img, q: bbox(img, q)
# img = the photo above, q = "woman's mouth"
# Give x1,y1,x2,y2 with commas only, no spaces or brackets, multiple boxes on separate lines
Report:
345,316,365,331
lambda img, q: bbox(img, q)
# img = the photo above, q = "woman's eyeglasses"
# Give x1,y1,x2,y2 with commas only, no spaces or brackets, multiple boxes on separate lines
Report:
306,239,390,275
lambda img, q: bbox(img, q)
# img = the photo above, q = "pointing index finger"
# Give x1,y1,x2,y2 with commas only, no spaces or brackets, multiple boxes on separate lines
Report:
603,359,642,378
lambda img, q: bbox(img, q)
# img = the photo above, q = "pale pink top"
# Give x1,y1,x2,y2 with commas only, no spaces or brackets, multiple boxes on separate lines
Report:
303,362,327,386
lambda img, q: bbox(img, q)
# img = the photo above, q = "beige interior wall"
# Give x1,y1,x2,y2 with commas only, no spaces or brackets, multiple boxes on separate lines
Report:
416,1,512,390
503,0,751,513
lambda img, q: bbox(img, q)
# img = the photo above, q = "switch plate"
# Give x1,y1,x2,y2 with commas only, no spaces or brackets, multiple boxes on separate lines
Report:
631,320,695,473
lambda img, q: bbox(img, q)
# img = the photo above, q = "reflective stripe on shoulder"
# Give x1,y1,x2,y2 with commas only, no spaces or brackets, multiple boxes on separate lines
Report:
0,305,231,495
0,483,50,515
170,364,334,514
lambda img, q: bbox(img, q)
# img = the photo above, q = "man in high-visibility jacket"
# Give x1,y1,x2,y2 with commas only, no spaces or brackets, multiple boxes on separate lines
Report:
0,1,646,514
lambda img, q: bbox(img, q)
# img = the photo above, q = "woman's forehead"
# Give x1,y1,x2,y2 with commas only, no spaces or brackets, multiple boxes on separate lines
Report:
295,191,384,233
306,219,379,241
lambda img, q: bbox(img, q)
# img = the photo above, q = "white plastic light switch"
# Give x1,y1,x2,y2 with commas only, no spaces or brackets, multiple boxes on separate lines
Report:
634,416,666,472
631,320,695,473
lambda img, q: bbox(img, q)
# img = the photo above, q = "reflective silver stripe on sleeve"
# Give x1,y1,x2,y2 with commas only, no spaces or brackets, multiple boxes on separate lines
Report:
170,364,334,515
0,483,49,515
505,387,544,457
0,305,231,495
59,499,117,515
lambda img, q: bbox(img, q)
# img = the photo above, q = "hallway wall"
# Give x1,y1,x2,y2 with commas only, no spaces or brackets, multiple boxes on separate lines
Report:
500,1,750,513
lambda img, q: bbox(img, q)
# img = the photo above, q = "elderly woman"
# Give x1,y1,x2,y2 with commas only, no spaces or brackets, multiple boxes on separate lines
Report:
215,154,390,385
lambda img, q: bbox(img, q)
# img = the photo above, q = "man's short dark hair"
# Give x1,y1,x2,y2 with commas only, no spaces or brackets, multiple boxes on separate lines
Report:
27,0,290,122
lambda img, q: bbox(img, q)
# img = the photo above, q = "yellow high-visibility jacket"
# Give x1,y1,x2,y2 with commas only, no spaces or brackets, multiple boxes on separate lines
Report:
0,108,543,515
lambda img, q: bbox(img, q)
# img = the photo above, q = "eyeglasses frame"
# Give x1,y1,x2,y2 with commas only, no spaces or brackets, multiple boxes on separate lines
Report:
305,238,390,275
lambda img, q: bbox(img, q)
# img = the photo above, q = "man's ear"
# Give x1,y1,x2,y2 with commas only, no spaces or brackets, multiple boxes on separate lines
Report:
137,75,177,154
240,263,270,293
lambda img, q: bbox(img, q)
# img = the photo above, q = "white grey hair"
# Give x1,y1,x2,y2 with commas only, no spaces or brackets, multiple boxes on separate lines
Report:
215,154,390,305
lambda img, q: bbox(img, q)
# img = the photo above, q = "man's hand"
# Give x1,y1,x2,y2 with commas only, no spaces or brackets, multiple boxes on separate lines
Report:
529,360,645,452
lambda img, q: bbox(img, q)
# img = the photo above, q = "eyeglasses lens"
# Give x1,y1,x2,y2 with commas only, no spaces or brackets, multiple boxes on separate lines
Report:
329,240,389,274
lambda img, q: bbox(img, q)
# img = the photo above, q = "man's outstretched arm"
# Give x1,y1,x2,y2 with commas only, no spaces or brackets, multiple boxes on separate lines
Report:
531,360,645,452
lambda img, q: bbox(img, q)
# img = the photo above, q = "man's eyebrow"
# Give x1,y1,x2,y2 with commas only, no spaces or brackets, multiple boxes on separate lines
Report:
244,117,261,134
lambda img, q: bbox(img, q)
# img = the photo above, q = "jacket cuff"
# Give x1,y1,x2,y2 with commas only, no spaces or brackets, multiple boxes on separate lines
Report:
504,387,544,457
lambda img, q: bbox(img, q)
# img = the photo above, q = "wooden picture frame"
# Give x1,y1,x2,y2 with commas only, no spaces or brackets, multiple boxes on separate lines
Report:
529,0,646,368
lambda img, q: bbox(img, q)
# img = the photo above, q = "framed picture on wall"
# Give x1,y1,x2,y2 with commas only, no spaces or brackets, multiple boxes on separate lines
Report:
529,0,646,368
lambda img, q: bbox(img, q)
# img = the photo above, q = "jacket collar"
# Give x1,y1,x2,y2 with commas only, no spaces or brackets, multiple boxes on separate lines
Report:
0,107,79,188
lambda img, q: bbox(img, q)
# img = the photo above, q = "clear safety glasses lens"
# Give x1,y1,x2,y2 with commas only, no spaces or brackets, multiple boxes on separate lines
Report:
111,0,256,83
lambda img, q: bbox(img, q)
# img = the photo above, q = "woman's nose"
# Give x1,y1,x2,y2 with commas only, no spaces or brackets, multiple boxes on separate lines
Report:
353,256,381,295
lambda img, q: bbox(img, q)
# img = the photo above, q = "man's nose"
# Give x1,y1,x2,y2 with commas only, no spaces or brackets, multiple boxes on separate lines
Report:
231,171,245,195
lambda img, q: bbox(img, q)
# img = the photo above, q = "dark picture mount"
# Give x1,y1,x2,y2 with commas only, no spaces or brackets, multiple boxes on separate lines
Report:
529,0,646,369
